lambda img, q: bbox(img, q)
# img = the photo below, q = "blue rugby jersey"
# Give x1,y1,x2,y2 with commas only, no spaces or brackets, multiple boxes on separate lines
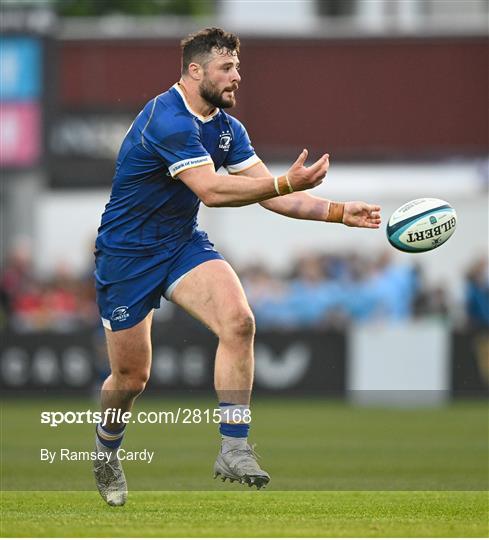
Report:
95,83,261,256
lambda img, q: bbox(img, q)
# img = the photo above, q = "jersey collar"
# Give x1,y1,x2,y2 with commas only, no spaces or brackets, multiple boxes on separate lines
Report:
173,83,220,123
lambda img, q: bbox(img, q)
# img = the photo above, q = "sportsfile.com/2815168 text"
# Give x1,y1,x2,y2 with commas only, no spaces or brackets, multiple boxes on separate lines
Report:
40,408,251,427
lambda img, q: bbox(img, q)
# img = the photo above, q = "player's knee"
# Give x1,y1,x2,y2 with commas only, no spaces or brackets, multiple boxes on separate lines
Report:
222,308,255,341
126,376,149,397
114,368,150,397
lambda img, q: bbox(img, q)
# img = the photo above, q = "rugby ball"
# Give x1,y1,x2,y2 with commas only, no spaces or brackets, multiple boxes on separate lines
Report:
387,198,457,253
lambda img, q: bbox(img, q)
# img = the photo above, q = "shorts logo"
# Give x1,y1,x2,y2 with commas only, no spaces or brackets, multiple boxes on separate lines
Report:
111,306,129,322
219,131,232,151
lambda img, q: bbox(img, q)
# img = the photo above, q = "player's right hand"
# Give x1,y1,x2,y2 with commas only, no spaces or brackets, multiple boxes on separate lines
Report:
286,149,329,192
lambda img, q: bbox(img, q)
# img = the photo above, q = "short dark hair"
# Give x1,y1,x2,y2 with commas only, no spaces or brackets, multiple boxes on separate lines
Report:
181,27,240,74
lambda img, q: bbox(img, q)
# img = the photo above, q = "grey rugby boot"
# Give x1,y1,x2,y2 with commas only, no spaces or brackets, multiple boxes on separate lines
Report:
214,443,270,489
93,451,128,506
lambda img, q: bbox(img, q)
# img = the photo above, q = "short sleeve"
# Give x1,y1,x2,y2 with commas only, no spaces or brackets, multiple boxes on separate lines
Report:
224,117,261,174
142,98,214,178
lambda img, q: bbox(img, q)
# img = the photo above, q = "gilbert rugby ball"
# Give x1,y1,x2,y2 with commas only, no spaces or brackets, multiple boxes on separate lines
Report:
387,198,457,253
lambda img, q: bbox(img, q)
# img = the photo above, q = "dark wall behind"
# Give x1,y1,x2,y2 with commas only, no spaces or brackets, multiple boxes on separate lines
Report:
58,36,488,160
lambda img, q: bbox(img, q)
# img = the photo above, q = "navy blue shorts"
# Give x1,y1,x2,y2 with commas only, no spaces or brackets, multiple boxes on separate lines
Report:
94,231,223,331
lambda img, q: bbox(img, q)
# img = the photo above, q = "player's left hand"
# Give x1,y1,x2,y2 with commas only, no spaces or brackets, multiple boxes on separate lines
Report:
343,201,382,228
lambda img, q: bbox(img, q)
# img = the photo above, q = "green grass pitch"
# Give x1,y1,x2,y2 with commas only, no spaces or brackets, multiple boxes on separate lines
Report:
2,490,488,537
1,397,488,536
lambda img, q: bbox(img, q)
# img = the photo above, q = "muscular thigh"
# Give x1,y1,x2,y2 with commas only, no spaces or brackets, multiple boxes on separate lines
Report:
170,259,252,335
105,310,154,376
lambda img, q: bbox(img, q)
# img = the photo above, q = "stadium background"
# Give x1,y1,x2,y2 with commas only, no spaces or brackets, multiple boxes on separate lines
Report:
0,0,488,537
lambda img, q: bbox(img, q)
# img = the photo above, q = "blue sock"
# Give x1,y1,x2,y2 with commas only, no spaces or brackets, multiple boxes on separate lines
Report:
219,402,250,438
96,422,126,449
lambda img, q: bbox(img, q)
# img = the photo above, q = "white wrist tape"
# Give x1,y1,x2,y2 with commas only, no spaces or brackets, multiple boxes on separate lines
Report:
273,176,280,195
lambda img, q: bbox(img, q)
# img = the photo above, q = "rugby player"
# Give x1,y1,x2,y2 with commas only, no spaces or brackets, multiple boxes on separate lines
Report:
93,27,381,506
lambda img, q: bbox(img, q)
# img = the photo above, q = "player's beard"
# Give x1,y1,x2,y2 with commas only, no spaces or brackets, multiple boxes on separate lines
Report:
199,77,237,109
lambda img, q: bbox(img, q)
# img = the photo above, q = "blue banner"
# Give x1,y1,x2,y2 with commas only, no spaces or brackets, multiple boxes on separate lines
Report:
0,37,41,101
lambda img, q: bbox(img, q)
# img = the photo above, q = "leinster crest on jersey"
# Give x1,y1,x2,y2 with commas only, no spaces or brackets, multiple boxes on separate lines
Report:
219,131,232,151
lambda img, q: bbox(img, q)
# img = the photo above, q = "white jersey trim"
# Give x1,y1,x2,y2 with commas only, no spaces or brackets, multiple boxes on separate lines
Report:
173,83,220,123
140,96,158,149
101,317,112,330
169,155,214,178
226,154,261,174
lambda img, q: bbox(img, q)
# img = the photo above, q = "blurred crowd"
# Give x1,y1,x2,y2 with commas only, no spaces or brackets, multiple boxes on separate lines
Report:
241,252,488,330
1,244,488,333
0,244,97,333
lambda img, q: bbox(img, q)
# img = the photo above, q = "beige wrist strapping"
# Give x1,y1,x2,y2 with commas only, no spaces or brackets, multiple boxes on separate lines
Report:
274,175,294,196
327,201,345,223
